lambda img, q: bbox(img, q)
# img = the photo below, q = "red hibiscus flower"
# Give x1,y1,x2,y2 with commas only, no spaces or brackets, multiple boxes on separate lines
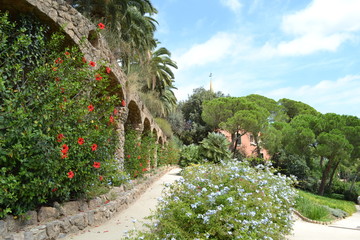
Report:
61,144,69,154
142,168,147,172
67,171,74,179
98,23,105,29
105,67,111,74
65,51,70,56
121,99,126,107
127,155,131,158
77,137,85,145
57,134,64,142
88,104,94,112
89,61,96,67
55,58,63,64
137,156,141,160
93,161,101,168
109,115,114,123
95,73,102,81
99,176,104,181
91,144,98,151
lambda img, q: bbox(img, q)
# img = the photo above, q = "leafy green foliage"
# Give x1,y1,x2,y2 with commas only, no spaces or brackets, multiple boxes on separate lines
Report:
0,13,126,218
179,144,202,167
124,128,158,178
129,160,297,239
154,118,173,138
157,139,180,166
179,87,225,144
199,132,232,163
296,190,356,221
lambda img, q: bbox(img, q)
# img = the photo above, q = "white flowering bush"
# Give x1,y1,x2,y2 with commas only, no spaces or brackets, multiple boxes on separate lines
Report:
130,160,297,240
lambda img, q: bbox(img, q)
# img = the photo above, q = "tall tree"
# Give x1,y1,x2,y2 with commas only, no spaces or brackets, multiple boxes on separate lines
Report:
179,87,225,145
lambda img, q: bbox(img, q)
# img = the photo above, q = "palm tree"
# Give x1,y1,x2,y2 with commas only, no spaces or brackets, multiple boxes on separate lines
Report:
148,47,178,93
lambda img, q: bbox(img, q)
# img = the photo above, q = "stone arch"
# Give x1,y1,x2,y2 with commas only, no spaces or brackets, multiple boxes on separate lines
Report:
142,118,151,136
125,100,142,131
152,128,158,140
158,136,163,145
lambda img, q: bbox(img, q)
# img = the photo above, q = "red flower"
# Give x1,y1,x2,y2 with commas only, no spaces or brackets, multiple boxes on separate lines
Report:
61,154,68,159
55,58,63,64
88,104,94,112
93,161,101,168
51,188,58,192
65,51,70,56
109,115,114,123
91,144,98,151
137,156,141,159
139,163,143,167
89,61,96,67
82,57,87,63
78,137,85,145
57,134,64,142
61,144,69,154
121,99,126,107
127,155,131,158
113,108,118,115
142,168,147,172
99,176,104,181
98,23,105,29
105,67,111,74
67,171,74,179
95,73,102,81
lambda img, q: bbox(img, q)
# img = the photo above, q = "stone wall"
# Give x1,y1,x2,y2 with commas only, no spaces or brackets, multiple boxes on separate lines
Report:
0,0,170,239
0,166,175,240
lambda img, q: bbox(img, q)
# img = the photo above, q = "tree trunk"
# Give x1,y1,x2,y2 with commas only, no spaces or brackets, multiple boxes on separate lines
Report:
254,135,262,158
326,160,341,193
318,159,333,196
349,172,359,192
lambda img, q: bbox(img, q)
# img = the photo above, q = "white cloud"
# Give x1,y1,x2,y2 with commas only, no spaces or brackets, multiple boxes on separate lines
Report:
220,0,242,12
175,32,237,70
266,75,360,116
262,0,360,56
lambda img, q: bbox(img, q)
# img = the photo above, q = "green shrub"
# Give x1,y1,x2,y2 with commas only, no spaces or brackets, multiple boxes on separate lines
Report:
154,118,173,138
199,132,232,163
157,138,180,166
296,190,356,221
295,195,332,221
179,144,202,167
129,160,297,239
124,128,153,178
0,13,126,218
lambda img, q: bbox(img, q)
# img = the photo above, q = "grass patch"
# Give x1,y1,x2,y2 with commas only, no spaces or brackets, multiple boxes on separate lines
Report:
295,190,356,222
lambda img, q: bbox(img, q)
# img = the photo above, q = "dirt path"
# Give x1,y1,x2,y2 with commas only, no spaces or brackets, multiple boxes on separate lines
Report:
64,167,360,240
287,205,360,240
63,167,182,240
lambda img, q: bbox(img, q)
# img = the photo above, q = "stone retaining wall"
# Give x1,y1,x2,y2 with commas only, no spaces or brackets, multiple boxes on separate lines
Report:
0,166,175,240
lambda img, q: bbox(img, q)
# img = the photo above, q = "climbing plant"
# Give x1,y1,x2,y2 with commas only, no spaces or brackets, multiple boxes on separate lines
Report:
0,12,126,218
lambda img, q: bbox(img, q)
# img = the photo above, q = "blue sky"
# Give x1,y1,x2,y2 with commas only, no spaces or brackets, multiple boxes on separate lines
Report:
151,0,360,117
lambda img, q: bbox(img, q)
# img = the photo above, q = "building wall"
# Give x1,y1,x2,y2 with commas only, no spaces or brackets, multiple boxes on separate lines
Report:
217,129,271,160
